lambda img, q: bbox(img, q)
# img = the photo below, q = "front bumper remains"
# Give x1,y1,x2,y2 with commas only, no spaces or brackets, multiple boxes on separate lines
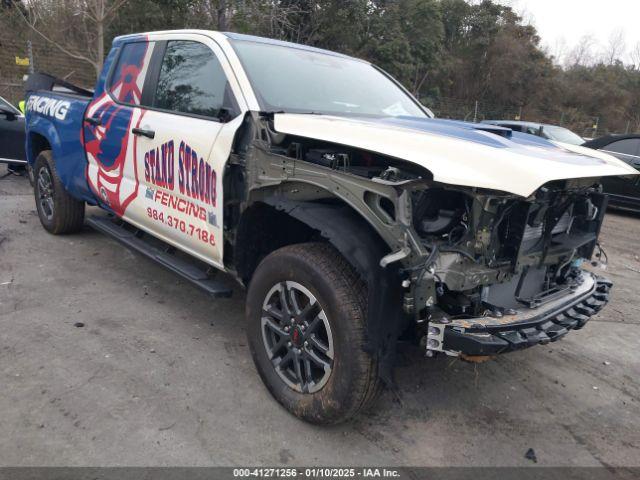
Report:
427,273,611,357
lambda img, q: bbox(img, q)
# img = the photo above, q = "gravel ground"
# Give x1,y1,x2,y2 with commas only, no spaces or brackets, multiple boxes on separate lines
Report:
1,164,639,467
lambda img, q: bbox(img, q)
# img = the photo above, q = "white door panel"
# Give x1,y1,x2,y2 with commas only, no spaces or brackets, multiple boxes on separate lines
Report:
125,110,224,265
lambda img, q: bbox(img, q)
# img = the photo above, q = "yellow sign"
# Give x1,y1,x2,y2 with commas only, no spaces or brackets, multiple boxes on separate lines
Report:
15,56,29,66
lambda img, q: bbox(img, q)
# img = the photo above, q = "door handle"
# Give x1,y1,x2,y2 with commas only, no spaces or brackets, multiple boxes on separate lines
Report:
132,127,155,139
84,116,101,126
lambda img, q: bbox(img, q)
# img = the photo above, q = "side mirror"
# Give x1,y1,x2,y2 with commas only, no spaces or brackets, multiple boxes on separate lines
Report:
217,107,235,123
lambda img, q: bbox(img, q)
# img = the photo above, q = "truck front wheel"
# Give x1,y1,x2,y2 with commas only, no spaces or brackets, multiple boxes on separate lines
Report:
33,151,85,234
246,243,380,424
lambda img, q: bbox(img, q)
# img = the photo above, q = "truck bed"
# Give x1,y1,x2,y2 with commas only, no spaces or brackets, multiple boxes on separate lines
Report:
25,87,94,203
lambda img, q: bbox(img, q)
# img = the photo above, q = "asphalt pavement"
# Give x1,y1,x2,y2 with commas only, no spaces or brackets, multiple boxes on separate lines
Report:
1,164,638,467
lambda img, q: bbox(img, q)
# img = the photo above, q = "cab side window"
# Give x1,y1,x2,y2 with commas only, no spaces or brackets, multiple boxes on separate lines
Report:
109,42,153,105
153,40,238,119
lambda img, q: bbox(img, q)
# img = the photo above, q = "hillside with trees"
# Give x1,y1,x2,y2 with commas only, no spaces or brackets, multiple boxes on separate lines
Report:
1,0,639,136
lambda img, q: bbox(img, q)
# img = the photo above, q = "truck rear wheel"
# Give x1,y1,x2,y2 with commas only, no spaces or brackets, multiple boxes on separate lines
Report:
34,151,85,234
246,243,380,424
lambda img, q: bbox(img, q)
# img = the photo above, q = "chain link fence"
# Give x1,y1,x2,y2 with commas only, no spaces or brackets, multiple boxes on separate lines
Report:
0,36,96,105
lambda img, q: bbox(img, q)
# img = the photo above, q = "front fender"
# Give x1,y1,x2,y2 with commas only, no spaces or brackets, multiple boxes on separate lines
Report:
264,198,409,386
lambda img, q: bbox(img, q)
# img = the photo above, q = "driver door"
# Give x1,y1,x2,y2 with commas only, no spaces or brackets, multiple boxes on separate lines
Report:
129,37,242,268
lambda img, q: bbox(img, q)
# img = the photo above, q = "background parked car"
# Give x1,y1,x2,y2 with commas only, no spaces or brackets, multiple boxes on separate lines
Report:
481,120,585,146
583,134,640,212
0,95,27,173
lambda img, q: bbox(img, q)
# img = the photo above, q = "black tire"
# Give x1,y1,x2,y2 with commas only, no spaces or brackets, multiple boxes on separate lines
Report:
33,150,85,234
27,163,35,188
246,243,380,424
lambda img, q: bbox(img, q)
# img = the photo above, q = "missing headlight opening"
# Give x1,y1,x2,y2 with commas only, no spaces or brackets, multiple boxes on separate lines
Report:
409,181,610,358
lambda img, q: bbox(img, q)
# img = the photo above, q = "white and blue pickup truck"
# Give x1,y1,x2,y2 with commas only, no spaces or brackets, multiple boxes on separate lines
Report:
24,30,635,424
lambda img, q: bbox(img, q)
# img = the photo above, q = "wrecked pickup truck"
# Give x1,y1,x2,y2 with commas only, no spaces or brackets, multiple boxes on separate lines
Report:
24,30,636,424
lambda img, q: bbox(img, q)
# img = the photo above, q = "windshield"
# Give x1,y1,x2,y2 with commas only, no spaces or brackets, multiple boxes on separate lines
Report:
543,125,584,145
230,40,427,118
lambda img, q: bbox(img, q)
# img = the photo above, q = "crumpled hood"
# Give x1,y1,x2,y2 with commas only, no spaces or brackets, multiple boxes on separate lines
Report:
272,114,637,197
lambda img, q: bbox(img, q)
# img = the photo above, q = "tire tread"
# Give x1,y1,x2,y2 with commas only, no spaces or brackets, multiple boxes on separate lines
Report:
248,242,381,424
34,151,85,234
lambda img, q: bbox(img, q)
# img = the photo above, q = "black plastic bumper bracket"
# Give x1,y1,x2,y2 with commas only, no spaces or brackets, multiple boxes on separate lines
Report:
442,275,611,356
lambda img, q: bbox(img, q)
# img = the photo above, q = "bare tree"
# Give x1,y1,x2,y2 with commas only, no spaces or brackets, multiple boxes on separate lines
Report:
603,28,626,65
217,0,228,30
187,0,230,31
234,1,312,43
13,0,128,78
551,36,568,66
566,34,597,67
630,41,640,70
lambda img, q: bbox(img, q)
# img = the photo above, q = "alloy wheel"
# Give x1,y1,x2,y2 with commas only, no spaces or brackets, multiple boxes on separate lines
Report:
261,281,334,393
37,166,55,221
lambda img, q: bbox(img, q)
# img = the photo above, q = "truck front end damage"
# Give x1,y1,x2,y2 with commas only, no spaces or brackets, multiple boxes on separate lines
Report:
237,113,616,364
406,182,612,358
372,172,612,359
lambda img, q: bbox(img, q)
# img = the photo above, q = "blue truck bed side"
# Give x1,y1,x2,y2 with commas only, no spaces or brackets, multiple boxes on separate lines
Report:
24,40,122,205
25,93,93,202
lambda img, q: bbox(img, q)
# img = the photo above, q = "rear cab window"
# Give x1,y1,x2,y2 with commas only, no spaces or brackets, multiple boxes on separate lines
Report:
108,41,155,106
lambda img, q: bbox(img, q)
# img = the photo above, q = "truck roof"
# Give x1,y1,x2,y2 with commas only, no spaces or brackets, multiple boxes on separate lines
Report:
222,32,354,59
113,29,356,61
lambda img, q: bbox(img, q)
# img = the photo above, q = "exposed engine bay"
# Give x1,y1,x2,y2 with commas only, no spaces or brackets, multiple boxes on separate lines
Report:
410,180,606,316
230,113,612,362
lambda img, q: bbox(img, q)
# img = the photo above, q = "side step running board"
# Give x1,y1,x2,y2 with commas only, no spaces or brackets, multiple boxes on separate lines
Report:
86,215,233,298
